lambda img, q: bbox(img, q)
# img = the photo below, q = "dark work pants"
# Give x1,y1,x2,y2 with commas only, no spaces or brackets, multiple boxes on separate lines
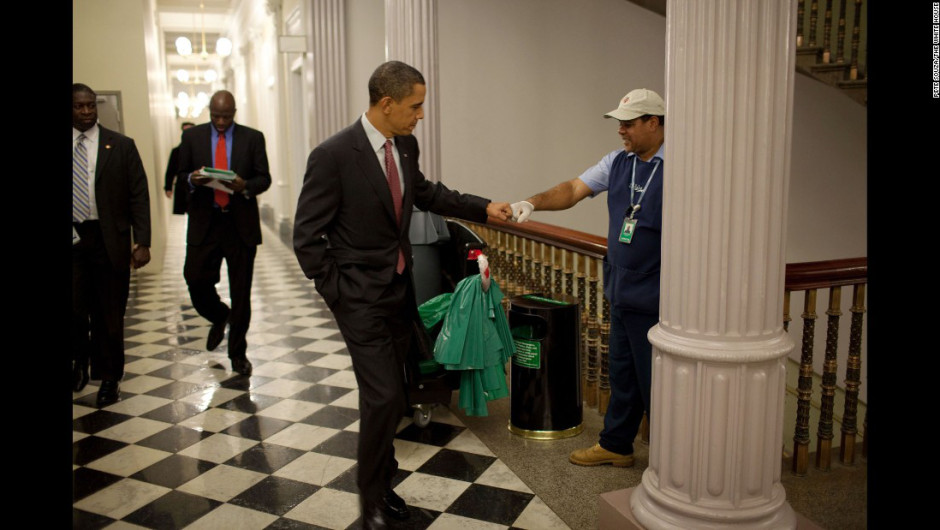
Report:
331,272,413,511
599,307,659,455
183,210,256,360
72,221,130,382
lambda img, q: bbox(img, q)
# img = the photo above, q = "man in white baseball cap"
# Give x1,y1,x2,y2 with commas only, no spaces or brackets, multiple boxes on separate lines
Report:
510,88,665,468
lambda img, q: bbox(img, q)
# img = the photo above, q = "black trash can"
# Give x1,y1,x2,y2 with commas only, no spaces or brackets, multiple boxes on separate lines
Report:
508,293,583,439
409,208,451,306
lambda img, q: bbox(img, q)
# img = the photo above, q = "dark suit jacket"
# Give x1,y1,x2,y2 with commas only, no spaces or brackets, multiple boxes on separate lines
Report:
293,119,490,310
92,125,152,270
177,122,272,246
164,145,188,214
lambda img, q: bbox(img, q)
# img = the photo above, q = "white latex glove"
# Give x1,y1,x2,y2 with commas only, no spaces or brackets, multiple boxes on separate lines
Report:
511,200,534,223
477,254,490,292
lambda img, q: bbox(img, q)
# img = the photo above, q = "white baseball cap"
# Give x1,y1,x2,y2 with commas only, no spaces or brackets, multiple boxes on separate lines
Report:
604,88,665,121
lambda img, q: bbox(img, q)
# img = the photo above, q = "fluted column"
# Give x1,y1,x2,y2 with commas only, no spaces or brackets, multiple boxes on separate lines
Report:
385,0,441,182
629,1,799,528
305,0,347,146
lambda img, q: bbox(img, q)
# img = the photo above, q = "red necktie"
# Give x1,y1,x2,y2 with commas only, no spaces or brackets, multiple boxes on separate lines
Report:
384,140,405,274
214,134,230,208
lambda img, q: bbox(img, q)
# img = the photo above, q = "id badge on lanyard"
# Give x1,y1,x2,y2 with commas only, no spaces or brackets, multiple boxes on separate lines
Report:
619,157,660,245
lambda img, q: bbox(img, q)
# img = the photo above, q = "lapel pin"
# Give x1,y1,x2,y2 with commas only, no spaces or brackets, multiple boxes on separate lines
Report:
105,144,112,149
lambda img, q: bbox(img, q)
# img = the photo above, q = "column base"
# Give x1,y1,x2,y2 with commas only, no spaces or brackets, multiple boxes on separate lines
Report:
599,488,825,530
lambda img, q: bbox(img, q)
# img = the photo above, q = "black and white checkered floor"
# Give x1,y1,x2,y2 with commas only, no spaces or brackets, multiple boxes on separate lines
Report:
72,215,570,530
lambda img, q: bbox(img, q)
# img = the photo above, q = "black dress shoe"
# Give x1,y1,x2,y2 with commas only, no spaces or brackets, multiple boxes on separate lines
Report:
97,380,121,407
206,313,230,351
231,358,253,376
361,505,389,530
381,488,410,521
73,362,89,393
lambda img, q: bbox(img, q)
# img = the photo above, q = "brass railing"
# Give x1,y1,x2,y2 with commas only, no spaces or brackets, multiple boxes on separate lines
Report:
459,218,867,469
784,257,867,475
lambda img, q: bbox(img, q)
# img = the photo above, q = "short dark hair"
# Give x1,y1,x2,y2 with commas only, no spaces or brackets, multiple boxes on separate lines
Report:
181,121,195,129
640,114,664,126
73,83,96,98
368,61,425,105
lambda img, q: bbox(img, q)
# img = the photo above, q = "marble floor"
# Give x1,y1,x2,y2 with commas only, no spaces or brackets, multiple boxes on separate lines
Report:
72,214,571,530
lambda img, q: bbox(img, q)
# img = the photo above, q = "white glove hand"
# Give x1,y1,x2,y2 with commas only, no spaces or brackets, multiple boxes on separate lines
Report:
511,200,535,223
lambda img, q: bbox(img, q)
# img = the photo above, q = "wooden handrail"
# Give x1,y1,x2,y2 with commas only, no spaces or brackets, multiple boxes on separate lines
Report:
484,218,867,289
785,257,867,291
484,218,607,259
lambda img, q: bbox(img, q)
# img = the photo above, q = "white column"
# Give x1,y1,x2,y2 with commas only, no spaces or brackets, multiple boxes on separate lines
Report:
305,0,347,147
385,0,441,182
630,1,799,528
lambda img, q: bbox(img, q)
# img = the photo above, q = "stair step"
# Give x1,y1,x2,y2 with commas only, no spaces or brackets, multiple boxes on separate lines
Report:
809,62,852,85
796,46,823,70
836,79,867,106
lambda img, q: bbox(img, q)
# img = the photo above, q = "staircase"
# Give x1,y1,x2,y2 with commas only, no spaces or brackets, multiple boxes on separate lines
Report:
627,0,867,107
796,0,867,106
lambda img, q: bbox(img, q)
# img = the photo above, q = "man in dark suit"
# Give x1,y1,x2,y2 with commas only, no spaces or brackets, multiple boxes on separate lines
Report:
178,90,271,376
164,121,195,215
72,83,152,407
293,60,512,529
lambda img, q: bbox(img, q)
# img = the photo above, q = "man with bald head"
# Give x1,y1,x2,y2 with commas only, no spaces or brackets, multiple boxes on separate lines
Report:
178,90,272,376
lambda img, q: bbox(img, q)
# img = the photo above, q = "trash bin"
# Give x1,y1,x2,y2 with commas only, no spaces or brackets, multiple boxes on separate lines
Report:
409,208,451,306
508,293,583,439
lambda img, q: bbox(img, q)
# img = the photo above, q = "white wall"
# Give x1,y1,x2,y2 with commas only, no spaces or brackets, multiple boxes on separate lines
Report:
73,0,167,273
345,0,387,123
437,0,666,232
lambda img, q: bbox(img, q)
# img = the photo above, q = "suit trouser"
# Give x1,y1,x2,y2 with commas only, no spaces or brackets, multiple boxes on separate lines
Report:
331,272,413,510
183,209,256,359
72,221,130,382
599,307,659,455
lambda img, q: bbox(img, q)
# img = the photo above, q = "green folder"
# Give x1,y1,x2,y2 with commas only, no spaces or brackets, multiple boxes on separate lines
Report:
201,167,236,181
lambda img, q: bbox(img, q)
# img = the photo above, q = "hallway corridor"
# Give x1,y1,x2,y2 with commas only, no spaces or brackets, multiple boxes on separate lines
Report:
72,214,570,530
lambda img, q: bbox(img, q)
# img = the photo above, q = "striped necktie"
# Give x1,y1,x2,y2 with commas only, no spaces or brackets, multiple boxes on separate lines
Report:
73,134,90,222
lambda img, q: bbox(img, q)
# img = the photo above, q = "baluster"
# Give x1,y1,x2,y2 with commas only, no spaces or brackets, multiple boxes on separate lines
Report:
792,289,817,476
836,0,847,63
809,0,819,47
531,240,543,293
822,0,833,62
543,245,553,295
815,287,841,471
490,229,503,282
576,255,587,347
841,283,865,465
850,0,862,79
797,0,805,46
597,298,610,412
506,234,518,296
783,290,792,332
515,237,526,295
564,250,574,297
553,247,564,297
585,259,600,409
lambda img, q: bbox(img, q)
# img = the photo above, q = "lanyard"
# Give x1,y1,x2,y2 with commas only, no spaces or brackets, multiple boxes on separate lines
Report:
626,155,661,219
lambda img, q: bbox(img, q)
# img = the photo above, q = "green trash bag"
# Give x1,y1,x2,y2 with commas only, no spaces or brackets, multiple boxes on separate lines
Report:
431,274,515,416
417,292,453,331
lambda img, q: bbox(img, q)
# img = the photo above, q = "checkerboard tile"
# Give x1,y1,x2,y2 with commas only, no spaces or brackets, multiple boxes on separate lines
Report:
73,216,570,529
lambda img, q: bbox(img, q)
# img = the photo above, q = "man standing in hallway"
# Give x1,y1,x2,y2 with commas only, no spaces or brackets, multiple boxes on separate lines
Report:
510,88,665,469
178,90,272,376
164,121,195,215
73,83,152,407
293,60,513,529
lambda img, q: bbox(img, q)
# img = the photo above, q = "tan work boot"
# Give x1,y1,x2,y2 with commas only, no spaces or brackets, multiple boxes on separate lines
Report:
569,443,635,467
